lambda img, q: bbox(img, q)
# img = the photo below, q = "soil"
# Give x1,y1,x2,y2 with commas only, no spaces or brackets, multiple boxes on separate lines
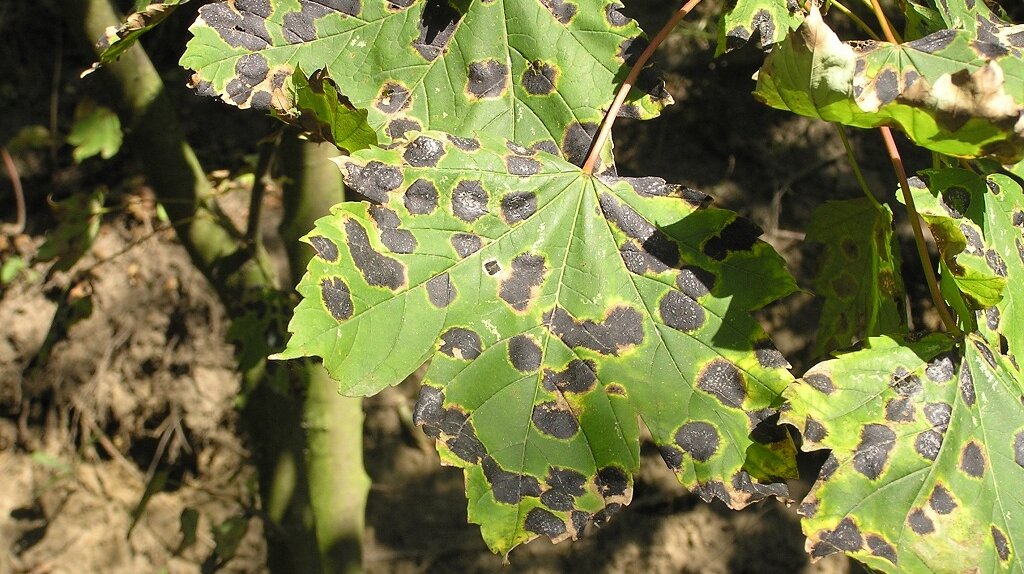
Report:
0,0,941,572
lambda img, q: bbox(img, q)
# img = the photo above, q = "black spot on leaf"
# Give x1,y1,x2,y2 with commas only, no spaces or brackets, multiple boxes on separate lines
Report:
907,508,934,535
819,453,839,481
506,156,542,177
697,359,746,408
525,507,566,538
386,118,421,140
731,471,787,501
875,68,899,105
885,397,915,422
986,249,1008,277
804,372,835,394
540,0,576,24
605,2,628,26
677,266,715,299
961,223,984,253
544,306,644,355
446,427,486,462
467,60,508,98
404,179,438,215
498,253,546,311
508,335,542,373
484,260,500,275
659,290,706,333
992,526,1010,561
320,277,353,321
925,353,956,382
915,430,943,461
283,0,359,43
542,359,597,394
522,61,558,95
532,402,579,439
924,402,951,431
501,192,538,223
371,206,417,253
403,135,446,167
414,0,461,60
960,365,976,406
867,535,898,565
530,140,560,156
675,421,720,462
447,134,480,151
928,485,956,514
236,0,271,18
804,416,827,442
541,467,587,511
754,340,789,368
452,180,489,222
425,273,456,307
798,498,819,518
570,510,589,535
659,445,683,469
483,456,541,504
750,9,776,49
703,217,761,261
235,53,269,87
450,233,482,258
811,518,863,558
905,29,956,54
852,424,896,480
986,307,1001,330
412,385,445,436
309,235,339,262
619,242,667,275
344,219,405,289
891,367,922,396
562,122,599,167
960,441,985,477
199,3,271,51
940,186,970,218
692,481,729,504
1014,431,1024,469
439,327,482,360
596,466,628,498
344,161,403,203
375,82,411,114
973,338,997,368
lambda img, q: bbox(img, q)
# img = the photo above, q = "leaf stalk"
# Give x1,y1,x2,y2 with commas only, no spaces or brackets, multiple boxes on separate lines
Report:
581,0,703,175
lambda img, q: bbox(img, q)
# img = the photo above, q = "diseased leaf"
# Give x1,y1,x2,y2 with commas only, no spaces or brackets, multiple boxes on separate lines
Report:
67,101,122,162
902,169,1006,311
805,198,905,356
754,6,1024,163
274,68,377,153
276,130,797,554
716,0,804,54
906,0,1010,37
85,0,189,76
179,0,671,162
784,333,1024,573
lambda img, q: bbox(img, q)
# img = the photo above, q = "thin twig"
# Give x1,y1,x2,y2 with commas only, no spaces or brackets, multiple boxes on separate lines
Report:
835,124,883,210
581,0,703,175
1,146,26,234
867,0,901,43
829,0,883,41
881,128,961,336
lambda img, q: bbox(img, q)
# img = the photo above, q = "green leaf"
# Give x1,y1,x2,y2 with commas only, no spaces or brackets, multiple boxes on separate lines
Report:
905,0,1010,36
784,333,1024,572
1,256,28,285
805,198,905,356
754,6,1024,163
36,189,105,272
178,507,200,553
273,68,377,153
716,0,804,54
67,101,123,163
179,0,671,160
85,1,189,75
276,130,797,554
901,169,1006,310
211,515,249,562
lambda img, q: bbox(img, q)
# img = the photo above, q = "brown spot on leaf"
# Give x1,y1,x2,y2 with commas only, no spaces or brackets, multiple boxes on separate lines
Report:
804,416,827,442
541,467,587,511
525,507,566,538
508,335,542,373
605,2,628,26
386,118,421,140
804,372,835,394
439,327,482,360
675,421,720,462
544,306,644,355
198,3,271,51
500,191,538,222
891,366,923,396
506,155,542,177
885,397,915,422
482,456,541,503
450,233,482,258
928,484,956,514
811,518,863,558
404,179,438,215
907,508,934,535
905,29,957,54
320,277,353,321
343,161,403,203
540,0,576,24
915,430,943,461
447,134,480,151
992,526,1010,561
659,290,705,333
867,535,898,565
370,206,417,254
375,82,412,114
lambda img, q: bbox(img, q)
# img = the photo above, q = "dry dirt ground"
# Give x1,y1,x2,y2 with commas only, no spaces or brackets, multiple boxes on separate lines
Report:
0,0,928,572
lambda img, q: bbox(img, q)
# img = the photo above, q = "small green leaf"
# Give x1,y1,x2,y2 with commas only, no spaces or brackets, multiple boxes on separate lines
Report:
277,130,797,554
805,198,906,356
36,189,105,272
717,0,804,54
900,169,1006,309
754,6,1024,163
274,68,377,153
180,0,671,160
211,515,249,562
67,101,122,162
86,1,189,75
1,256,28,285
784,333,1024,572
